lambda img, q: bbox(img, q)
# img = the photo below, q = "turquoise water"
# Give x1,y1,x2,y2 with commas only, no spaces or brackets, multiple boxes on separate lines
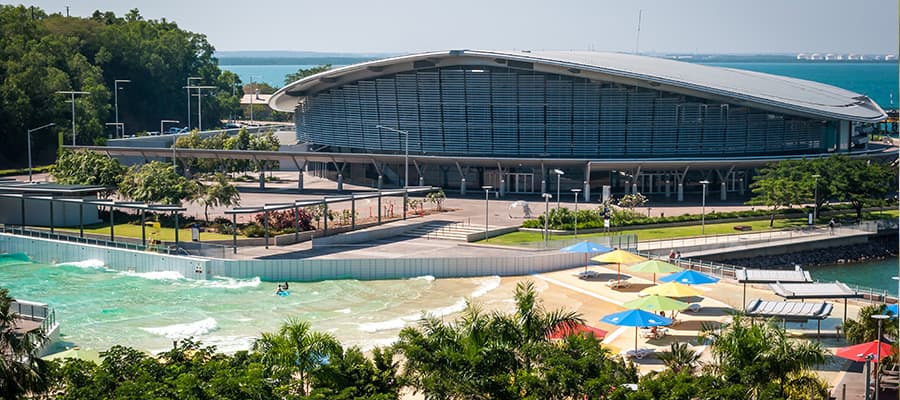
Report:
0,255,503,354
223,62,899,109
807,257,898,296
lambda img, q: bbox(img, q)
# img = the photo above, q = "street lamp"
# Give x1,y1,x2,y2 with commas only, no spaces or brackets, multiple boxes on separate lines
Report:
376,125,410,188
183,85,216,132
873,313,890,400
55,90,90,145
161,120,180,167
812,174,821,220
571,188,582,237
26,123,55,182
249,75,262,124
186,76,201,129
552,169,565,209
114,79,130,138
699,180,710,235
481,186,493,241
542,193,553,245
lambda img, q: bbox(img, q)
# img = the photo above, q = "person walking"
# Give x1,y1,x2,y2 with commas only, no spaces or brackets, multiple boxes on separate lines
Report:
828,218,835,235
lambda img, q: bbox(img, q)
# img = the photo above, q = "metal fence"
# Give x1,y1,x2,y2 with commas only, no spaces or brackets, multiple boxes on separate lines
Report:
510,234,639,251
11,300,56,335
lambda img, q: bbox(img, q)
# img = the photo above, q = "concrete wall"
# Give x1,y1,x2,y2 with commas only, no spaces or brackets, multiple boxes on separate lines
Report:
0,197,101,227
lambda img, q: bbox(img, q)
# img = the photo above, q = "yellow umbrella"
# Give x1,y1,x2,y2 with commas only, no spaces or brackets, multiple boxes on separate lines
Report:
590,249,647,284
639,281,703,298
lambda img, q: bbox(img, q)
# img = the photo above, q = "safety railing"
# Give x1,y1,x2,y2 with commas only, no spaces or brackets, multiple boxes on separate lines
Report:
0,225,175,254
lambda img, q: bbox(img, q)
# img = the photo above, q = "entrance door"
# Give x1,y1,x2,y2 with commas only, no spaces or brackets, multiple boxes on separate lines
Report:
506,173,534,193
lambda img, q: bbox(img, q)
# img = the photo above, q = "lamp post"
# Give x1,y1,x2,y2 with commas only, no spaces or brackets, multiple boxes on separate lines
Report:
186,76,201,129
183,85,216,132
811,174,821,220
552,169,564,209
113,79,130,138
699,180,710,235
481,186,493,241
26,123,55,182
376,125,410,188
55,90,90,145
863,353,875,400
249,75,262,124
571,188,582,237
542,193,552,245
873,313,890,400
162,120,180,167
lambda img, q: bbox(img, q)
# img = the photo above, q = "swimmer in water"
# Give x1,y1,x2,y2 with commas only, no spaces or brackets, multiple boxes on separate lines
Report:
275,284,285,294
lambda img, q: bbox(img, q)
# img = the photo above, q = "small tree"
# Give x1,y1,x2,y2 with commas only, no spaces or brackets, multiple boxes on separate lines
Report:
50,149,127,197
118,161,200,204
196,173,241,222
747,160,810,227
658,342,701,375
425,190,446,211
617,193,648,210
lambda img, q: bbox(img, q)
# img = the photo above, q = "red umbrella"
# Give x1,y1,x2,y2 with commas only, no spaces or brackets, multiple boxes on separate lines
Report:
835,340,894,362
547,323,608,340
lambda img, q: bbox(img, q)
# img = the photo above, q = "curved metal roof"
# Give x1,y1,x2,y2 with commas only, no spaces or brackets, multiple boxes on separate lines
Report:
270,49,886,122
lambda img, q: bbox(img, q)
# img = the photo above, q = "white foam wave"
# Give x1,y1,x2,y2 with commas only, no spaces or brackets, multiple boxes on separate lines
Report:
334,308,352,314
410,275,435,282
56,259,106,269
123,270,185,281
141,317,218,339
201,276,262,289
198,334,256,354
358,276,503,333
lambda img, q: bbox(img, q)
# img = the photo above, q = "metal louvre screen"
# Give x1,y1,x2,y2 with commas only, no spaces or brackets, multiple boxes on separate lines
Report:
296,66,830,158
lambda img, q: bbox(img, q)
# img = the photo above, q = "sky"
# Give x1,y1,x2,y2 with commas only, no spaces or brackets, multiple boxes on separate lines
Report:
19,0,900,55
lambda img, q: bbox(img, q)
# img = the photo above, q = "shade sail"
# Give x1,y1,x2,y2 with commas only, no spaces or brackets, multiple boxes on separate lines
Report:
659,270,720,285
640,282,703,297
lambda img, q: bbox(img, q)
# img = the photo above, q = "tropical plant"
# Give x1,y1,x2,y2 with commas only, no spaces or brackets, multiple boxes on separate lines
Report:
307,346,402,400
196,173,241,222
118,161,200,204
425,189,446,211
0,287,52,400
253,318,342,396
50,149,127,196
658,342,701,375
284,64,333,85
618,193,648,210
844,304,899,344
748,160,812,227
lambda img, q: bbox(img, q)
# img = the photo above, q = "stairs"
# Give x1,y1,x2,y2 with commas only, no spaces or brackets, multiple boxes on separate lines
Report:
401,221,498,242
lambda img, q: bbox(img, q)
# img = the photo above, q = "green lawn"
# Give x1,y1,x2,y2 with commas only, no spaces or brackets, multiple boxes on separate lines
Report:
57,223,242,241
482,211,893,246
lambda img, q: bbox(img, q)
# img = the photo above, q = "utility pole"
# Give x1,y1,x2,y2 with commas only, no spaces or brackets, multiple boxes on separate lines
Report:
183,85,215,131
114,79,130,138
55,90,90,146
186,76,201,129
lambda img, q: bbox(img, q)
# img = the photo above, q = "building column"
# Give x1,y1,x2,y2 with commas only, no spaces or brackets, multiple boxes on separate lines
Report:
677,183,684,202
418,176,424,186
720,181,727,201
541,180,546,194
739,178,745,196
460,178,467,195
337,174,343,192
665,179,671,198
583,164,591,202
632,183,638,195
377,175,383,190
297,171,304,192
499,178,506,197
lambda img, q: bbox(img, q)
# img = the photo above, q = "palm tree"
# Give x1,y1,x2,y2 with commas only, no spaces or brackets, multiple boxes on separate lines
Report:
196,173,241,223
0,288,51,400
844,304,899,344
658,342,701,375
253,318,341,396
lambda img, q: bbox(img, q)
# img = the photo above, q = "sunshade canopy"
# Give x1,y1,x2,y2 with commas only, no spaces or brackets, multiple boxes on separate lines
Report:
622,295,690,312
835,340,895,363
560,241,613,254
640,282,703,297
887,304,898,318
591,249,646,265
601,309,673,327
659,270,720,285
547,323,608,339
628,260,683,274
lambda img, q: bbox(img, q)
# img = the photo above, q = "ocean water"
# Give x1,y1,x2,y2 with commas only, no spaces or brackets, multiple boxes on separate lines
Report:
0,255,505,354
223,61,899,109
807,257,898,296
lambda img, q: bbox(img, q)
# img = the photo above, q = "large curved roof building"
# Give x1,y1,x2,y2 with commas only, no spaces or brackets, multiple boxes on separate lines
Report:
270,50,887,200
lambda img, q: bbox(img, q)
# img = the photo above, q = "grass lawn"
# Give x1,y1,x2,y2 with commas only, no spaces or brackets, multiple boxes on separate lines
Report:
482,210,893,246
57,223,242,241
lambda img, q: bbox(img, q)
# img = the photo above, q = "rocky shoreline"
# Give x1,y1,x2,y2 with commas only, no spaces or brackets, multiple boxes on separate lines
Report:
725,235,898,269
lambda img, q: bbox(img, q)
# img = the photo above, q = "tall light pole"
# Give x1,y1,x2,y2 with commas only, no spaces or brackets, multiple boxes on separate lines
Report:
249,75,262,124
699,180,710,235
376,125,410,187
184,85,216,132
186,76,201,129
481,185,493,241
55,90,90,145
542,193,553,245
811,174,821,220
552,169,564,209
26,123,55,182
162,120,180,167
873,313,890,400
113,79,130,138
571,188,582,237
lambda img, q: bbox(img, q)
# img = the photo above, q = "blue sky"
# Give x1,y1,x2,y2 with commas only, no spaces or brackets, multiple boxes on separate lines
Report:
21,0,899,54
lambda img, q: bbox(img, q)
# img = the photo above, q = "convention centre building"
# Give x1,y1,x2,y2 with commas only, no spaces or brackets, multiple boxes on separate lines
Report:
269,49,888,201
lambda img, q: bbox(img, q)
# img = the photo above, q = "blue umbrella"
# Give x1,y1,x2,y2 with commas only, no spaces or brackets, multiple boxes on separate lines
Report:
886,304,898,318
658,269,720,285
601,309,673,351
560,241,612,271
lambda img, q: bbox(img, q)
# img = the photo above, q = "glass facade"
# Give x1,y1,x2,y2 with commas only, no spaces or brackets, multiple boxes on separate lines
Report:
296,66,829,158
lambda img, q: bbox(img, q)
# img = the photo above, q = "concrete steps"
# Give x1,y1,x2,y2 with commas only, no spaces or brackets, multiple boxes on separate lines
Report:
401,221,499,241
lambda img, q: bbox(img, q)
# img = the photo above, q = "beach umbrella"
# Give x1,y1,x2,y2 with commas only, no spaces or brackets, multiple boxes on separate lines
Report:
547,323,608,340
658,269,720,285
601,309,673,351
622,295,689,313
591,249,647,284
835,340,894,363
886,304,898,318
640,281,703,298
560,241,613,271
628,259,683,283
